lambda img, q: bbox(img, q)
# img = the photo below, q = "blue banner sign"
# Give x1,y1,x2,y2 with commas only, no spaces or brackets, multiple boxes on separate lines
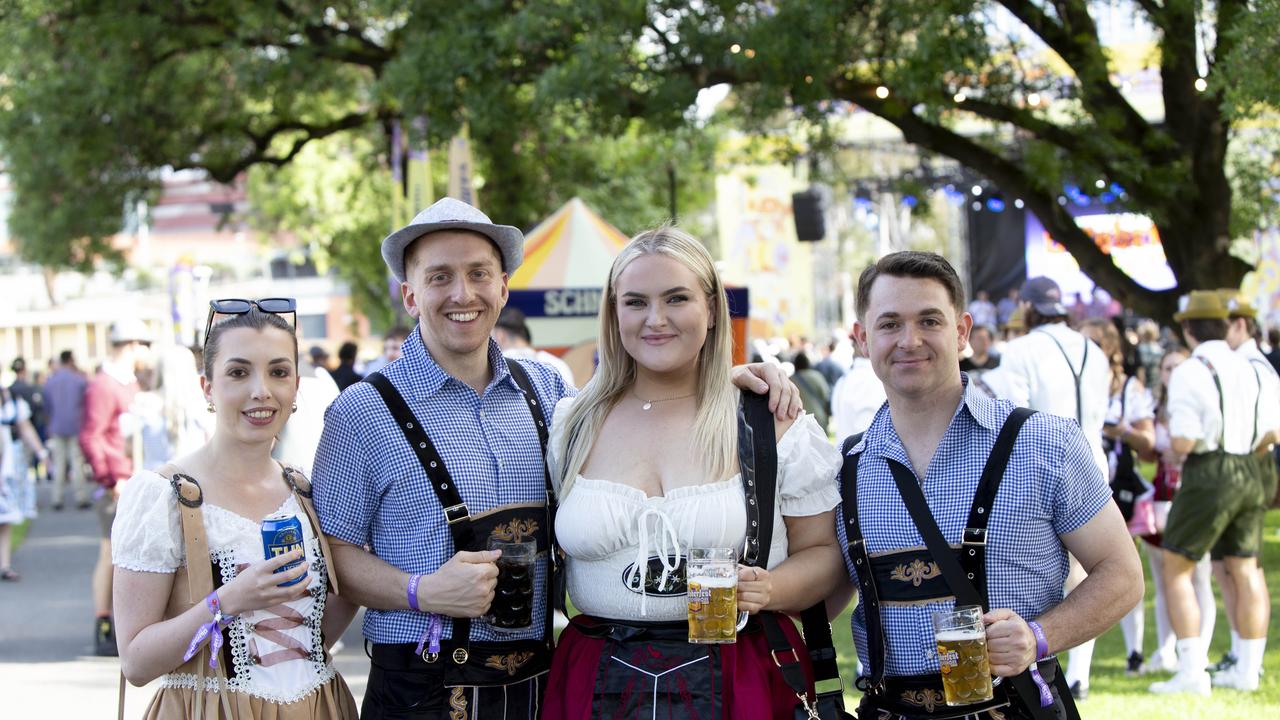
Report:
507,287,749,319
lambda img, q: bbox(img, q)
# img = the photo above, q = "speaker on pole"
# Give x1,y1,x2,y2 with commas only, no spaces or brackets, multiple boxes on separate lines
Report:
792,189,826,242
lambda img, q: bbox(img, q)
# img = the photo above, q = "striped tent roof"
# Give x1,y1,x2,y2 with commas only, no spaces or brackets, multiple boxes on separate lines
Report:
508,198,629,289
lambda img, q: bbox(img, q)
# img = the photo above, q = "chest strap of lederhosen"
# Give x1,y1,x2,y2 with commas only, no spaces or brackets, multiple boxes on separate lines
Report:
1194,356,1258,453
1036,329,1087,425
364,364,556,658
736,391,846,711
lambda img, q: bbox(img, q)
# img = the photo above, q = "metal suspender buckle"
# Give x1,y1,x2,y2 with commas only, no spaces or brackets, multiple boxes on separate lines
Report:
771,647,801,667
962,527,987,547
444,503,471,525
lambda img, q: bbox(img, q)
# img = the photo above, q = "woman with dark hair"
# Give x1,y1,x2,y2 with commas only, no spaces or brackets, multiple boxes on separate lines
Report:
112,301,358,718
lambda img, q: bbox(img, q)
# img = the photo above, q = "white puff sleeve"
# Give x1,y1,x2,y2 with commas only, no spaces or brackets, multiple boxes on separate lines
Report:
111,470,184,573
777,413,842,516
547,396,578,498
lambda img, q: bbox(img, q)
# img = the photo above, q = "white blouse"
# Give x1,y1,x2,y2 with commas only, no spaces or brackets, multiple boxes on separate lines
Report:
112,470,335,704
548,397,842,622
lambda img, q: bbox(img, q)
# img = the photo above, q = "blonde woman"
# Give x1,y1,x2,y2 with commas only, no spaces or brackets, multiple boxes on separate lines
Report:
541,228,844,719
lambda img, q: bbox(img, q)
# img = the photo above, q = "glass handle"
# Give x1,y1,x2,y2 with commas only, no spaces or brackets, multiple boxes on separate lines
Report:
736,611,749,631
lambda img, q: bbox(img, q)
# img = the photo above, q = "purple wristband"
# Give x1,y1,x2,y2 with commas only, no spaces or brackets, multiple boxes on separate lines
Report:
1027,620,1048,661
1025,621,1053,707
407,573,423,612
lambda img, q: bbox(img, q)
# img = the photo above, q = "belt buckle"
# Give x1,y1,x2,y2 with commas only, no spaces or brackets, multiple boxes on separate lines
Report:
444,503,471,525
452,647,469,664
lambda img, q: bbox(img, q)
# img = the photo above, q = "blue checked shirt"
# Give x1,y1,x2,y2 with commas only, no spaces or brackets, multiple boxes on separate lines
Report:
311,327,572,644
835,376,1111,677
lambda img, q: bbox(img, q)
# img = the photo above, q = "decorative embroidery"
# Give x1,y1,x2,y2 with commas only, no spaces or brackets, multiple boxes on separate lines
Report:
449,686,469,720
490,518,539,543
900,688,943,713
484,650,536,676
890,559,941,587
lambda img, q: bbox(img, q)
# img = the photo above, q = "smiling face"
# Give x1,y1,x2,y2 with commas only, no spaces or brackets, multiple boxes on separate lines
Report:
401,230,509,375
854,274,971,401
613,253,715,378
201,326,299,444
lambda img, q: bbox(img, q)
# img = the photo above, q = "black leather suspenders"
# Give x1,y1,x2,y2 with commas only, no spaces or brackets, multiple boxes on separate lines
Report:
364,360,560,654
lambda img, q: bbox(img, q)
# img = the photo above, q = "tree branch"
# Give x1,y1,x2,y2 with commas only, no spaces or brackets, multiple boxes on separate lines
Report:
995,0,1164,158
179,111,378,183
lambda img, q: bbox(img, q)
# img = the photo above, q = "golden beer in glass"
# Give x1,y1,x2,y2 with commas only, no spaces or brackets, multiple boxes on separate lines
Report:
686,548,749,644
933,606,994,706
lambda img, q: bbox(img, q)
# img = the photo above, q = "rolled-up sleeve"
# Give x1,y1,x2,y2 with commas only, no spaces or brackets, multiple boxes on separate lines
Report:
311,401,375,547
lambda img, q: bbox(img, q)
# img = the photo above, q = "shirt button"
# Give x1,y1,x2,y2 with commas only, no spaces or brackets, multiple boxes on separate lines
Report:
479,410,486,420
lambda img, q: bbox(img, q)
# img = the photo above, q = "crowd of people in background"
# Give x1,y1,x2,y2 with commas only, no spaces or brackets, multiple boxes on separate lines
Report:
1,243,1276,714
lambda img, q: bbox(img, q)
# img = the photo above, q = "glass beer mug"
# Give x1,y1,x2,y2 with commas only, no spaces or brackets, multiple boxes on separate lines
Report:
686,547,749,644
486,538,535,633
932,605,995,706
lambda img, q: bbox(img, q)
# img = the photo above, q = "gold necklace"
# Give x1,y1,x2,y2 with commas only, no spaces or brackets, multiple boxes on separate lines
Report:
633,388,696,410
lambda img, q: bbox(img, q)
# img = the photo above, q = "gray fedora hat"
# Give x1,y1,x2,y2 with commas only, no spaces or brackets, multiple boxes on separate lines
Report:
381,197,524,282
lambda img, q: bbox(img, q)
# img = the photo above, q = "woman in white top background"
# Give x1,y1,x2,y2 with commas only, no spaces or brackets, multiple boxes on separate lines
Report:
112,303,357,718
541,227,844,719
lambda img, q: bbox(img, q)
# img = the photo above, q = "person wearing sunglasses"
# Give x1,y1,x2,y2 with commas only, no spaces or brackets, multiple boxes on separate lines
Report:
309,197,800,720
111,300,358,718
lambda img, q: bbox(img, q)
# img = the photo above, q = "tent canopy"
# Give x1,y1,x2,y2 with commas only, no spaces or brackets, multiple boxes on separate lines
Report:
508,197,629,289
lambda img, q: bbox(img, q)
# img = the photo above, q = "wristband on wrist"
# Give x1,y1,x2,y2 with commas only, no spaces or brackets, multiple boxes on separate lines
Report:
1027,620,1049,661
407,573,423,612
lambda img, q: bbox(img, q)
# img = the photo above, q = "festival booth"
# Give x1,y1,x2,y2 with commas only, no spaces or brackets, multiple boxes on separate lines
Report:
506,198,749,385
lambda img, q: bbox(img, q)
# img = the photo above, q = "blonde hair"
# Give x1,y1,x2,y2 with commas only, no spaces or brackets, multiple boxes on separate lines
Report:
554,226,737,499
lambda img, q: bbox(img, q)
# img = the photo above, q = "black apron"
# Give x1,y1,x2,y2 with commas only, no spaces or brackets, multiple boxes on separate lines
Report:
840,409,1079,720
360,361,560,720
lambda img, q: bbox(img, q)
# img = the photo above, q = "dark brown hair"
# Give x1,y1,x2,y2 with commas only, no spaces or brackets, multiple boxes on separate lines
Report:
1180,318,1228,344
855,251,965,320
203,307,298,379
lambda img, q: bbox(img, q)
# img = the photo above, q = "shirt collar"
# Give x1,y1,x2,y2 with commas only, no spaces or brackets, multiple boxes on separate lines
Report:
395,323,516,400
101,360,137,387
847,374,998,457
1192,339,1231,358
1239,338,1260,355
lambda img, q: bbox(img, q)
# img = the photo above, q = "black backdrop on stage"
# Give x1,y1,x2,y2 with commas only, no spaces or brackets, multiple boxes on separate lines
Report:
966,204,1027,299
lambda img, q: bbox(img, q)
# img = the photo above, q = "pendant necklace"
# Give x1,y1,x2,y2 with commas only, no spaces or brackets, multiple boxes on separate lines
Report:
634,389,696,410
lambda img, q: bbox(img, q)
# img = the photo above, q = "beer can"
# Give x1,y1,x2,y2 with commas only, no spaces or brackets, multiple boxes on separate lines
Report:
261,512,306,586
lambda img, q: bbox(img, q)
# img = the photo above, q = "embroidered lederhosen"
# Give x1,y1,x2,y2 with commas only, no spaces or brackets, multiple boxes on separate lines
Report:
840,409,1079,720
364,360,558,719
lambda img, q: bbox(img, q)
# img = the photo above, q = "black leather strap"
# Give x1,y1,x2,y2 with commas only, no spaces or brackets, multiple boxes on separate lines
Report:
1035,329,1087,425
838,433,886,697
957,407,1035,601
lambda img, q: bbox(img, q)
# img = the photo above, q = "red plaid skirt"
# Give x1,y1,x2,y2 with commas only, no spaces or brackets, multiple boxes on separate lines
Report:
542,613,814,720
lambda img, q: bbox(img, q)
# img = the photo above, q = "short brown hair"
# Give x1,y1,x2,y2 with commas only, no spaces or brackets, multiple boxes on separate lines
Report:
855,251,965,320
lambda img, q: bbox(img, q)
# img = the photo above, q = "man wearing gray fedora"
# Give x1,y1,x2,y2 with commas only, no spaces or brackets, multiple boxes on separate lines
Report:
311,197,798,719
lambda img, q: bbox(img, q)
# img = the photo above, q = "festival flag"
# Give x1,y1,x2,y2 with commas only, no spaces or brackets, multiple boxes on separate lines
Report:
447,123,477,208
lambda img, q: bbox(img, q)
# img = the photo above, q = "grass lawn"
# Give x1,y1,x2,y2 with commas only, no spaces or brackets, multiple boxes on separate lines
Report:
830,508,1280,719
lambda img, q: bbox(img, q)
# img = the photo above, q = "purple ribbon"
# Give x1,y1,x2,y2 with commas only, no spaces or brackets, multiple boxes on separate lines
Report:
414,613,443,657
184,591,234,669
1026,620,1053,707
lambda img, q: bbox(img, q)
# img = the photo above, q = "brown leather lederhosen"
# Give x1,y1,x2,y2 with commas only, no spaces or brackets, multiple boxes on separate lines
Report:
361,360,559,719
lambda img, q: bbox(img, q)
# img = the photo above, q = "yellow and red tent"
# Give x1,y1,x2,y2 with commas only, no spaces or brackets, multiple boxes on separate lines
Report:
508,198,629,289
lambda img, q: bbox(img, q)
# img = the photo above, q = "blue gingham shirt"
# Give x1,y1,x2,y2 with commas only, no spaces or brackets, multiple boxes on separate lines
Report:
835,376,1111,677
311,327,572,644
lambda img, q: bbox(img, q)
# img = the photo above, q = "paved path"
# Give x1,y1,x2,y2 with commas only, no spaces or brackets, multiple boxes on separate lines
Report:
0,483,370,718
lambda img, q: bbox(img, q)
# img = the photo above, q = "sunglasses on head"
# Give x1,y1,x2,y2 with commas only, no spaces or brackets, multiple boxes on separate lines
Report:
204,297,298,345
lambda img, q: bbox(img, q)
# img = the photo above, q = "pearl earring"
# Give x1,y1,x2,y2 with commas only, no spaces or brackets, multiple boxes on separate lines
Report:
291,403,298,412
207,402,215,413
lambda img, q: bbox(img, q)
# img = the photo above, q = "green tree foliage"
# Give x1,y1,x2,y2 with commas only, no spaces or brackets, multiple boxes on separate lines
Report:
1,1,1271,322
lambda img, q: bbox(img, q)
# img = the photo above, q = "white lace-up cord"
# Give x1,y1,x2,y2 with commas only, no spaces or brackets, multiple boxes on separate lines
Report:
626,506,682,617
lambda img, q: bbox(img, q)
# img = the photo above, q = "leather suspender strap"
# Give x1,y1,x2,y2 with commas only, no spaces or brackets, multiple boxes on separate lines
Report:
503,358,562,645
957,407,1035,602
737,390,775,568
364,371,476,645
838,433,887,697
1036,329,1087,425
281,464,341,597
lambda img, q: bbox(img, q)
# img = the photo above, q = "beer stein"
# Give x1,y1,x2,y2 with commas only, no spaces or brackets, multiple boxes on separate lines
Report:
685,547,749,644
932,605,995,706
486,538,536,632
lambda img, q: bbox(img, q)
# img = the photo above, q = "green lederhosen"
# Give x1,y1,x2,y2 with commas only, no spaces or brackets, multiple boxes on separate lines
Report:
1163,356,1268,561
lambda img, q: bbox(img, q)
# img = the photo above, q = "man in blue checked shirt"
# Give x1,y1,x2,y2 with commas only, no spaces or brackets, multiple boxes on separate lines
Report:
311,197,798,720
830,252,1142,720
